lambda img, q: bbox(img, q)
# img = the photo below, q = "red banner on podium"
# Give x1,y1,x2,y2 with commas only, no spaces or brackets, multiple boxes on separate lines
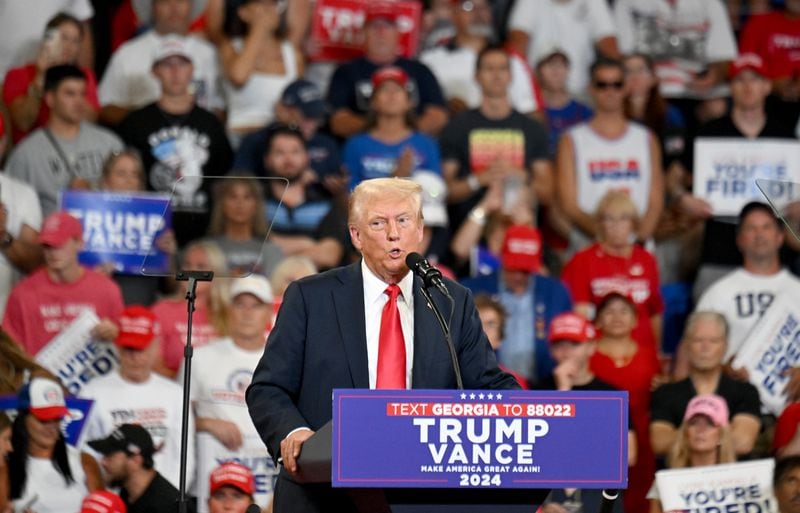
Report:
309,0,422,62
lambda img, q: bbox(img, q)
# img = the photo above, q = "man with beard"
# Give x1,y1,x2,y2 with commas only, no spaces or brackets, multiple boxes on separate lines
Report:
89,424,190,513
263,125,348,270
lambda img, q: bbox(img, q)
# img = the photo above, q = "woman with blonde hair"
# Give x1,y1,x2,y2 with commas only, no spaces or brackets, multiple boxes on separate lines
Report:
649,394,737,513
562,190,664,354
204,176,283,277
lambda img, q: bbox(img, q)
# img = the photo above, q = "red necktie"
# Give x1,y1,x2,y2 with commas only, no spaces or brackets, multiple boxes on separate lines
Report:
376,284,406,389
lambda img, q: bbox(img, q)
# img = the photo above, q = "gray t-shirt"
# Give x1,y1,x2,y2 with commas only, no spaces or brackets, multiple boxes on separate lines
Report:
204,236,283,278
6,122,123,215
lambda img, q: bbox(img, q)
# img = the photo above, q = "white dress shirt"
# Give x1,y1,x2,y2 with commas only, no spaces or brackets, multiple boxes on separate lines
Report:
361,259,415,389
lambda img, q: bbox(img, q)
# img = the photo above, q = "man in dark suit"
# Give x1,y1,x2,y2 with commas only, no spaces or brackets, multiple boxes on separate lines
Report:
246,177,519,513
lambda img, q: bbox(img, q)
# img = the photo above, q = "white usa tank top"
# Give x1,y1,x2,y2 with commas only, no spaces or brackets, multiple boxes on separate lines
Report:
568,121,653,217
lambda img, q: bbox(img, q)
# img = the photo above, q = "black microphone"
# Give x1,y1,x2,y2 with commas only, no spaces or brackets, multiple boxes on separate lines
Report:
405,252,450,298
598,489,619,513
246,504,261,513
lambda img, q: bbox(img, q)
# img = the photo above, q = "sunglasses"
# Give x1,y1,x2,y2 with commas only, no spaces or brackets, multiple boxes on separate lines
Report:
593,80,624,90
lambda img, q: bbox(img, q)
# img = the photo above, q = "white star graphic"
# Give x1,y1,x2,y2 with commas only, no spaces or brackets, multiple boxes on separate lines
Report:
487,393,494,400
496,393,503,400
460,393,467,400
478,393,485,400
469,393,476,399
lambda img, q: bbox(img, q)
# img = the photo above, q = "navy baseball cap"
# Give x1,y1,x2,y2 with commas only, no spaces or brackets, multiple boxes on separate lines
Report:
280,80,327,120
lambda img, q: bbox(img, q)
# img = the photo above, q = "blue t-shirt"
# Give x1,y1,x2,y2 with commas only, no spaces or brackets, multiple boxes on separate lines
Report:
545,99,593,155
343,132,442,190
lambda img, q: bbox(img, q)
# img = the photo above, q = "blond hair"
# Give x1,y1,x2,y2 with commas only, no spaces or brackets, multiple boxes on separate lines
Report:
179,241,231,336
348,178,423,226
667,422,736,469
594,190,640,238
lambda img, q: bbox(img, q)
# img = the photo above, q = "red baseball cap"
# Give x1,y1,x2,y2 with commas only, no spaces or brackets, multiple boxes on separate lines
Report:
115,305,159,350
365,2,400,25
80,491,127,513
210,462,255,495
548,313,596,344
372,66,409,90
18,377,68,421
729,53,767,79
39,211,83,247
500,225,542,274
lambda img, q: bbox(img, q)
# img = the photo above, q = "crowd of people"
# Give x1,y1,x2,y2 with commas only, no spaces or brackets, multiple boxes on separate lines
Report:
1,0,800,512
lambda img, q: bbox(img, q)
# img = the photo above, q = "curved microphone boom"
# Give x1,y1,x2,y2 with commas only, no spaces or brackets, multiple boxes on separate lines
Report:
405,252,451,299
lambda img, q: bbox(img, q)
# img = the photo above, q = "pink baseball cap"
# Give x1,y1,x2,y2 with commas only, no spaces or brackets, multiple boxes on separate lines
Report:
39,211,83,247
210,462,255,495
501,225,542,274
684,394,729,427
80,491,127,513
548,313,596,344
115,305,159,350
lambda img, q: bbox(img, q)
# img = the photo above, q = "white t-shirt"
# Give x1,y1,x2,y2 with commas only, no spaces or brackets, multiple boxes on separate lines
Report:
0,174,42,317
696,268,800,359
182,337,274,513
0,0,93,76
419,45,541,113
13,446,88,513
78,371,195,490
567,121,653,217
613,0,737,99
508,0,617,96
99,31,224,111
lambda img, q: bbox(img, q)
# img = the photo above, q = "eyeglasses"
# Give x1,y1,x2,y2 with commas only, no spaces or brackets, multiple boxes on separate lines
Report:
593,80,624,90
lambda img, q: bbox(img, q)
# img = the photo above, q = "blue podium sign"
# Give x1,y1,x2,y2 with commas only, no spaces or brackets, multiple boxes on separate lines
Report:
332,389,628,489
61,190,172,274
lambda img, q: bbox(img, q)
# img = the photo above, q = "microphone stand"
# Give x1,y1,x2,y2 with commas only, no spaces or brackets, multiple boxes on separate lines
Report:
419,286,463,390
176,270,214,513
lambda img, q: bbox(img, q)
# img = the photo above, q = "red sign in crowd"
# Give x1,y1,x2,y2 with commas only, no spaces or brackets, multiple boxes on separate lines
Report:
309,0,422,62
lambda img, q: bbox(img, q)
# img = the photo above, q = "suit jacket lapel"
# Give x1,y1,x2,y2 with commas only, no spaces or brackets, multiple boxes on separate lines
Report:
332,263,370,388
412,276,444,388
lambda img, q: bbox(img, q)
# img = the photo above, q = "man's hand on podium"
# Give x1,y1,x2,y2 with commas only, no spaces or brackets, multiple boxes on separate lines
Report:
281,428,315,475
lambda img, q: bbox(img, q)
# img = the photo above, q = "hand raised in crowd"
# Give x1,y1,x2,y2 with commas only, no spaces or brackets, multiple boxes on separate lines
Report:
677,193,713,220
91,318,119,342
392,147,415,178
507,185,534,225
553,359,579,391
540,502,572,513
238,0,278,32
280,428,315,476
204,418,244,451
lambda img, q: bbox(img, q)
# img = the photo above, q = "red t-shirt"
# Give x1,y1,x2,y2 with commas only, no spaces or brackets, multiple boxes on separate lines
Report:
740,11,800,80
590,346,658,513
2,63,100,143
151,298,218,373
561,243,664,351
2,268,124,356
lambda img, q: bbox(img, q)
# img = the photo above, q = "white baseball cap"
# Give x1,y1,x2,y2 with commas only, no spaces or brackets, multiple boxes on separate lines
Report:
229,275,274,304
